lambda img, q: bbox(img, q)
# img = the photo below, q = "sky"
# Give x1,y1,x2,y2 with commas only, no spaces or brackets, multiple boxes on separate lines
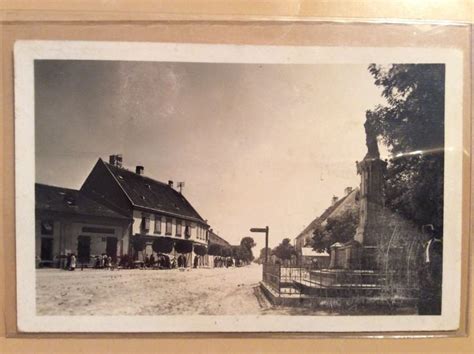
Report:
35,60,387,252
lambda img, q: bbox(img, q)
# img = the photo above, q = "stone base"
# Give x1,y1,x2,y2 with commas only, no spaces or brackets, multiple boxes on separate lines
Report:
330,242,381,271
312,268,387,287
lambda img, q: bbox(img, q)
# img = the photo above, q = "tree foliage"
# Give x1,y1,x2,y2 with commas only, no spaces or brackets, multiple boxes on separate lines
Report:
152,237,174,254
174,239,193,254
367,64,444,235
367,64,444,154
194,244,208,256
272,238,296,261
208,243,223,256
130,237,146,252
230,237,256,264
312,210,359,252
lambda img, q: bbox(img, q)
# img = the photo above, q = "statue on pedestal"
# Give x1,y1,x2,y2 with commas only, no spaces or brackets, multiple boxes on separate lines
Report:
364,113,380,160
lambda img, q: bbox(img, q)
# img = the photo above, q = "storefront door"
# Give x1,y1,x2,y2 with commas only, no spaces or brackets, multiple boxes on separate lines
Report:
77,236,91,263
40,237,53,261
106,237,118,260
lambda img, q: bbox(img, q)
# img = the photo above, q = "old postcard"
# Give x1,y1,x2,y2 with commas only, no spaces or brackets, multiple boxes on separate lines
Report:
14,40,463,332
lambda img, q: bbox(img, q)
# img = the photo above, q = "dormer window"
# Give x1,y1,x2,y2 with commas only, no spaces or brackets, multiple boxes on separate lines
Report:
41,220,54,235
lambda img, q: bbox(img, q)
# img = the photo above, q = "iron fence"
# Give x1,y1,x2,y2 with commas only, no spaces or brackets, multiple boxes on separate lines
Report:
262,262,419,300
262,263,311,296
262,263,281,294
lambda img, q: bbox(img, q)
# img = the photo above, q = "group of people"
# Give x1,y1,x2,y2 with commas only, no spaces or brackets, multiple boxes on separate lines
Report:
213,256,234,268
61,252,240,271
64,253,77,271
94,253,114,269
144,254,175,269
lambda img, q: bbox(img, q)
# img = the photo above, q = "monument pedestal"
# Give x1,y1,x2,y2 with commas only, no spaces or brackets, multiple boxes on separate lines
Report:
329,241,381,271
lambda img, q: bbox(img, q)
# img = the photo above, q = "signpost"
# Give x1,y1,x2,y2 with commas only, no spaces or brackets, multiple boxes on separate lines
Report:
250,226,269,264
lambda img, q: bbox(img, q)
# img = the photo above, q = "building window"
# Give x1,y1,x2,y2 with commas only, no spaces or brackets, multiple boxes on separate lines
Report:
165,218,172,235
41,220,54,235
184,224,191,239
154,216,162,234
176,219,182,236
141,215,150,233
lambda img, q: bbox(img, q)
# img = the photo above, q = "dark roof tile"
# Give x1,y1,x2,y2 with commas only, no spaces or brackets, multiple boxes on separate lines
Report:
35,183,129,220
208,231,231,248
102,160,206,223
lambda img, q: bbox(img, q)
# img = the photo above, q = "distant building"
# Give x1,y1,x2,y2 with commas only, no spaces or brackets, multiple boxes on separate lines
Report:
293,187,360,256
208,229,232,250
35,183,131,268
81,156,209,265
205,229,232,267
300,247,330,268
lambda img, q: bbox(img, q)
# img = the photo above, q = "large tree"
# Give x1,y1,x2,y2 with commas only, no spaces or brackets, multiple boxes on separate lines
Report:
367,64,445,235
312,210,359,252
273,238,296,261
239,237,256,263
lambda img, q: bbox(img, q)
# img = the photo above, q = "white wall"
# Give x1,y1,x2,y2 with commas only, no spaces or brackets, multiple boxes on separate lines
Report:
132,209,207,245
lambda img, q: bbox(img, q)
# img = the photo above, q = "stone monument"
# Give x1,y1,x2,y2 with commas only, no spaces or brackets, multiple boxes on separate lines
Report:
329,115,387,271
353,118,387,269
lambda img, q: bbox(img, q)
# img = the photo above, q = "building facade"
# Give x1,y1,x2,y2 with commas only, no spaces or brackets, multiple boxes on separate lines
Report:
294,187,359,255
35,183,131,268
81,156,209,266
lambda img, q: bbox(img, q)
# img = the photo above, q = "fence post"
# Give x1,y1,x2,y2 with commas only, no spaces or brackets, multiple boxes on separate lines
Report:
278,263,281,296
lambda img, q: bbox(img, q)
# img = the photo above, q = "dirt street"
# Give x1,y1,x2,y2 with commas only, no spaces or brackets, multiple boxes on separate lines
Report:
36,264,270,315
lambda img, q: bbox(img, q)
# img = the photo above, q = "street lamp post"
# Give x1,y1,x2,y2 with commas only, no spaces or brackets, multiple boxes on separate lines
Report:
250,226,269,264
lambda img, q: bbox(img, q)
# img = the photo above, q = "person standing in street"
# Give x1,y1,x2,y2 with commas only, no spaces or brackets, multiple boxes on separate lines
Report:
418,224,443,315
193,255,199,268
69,253,77,271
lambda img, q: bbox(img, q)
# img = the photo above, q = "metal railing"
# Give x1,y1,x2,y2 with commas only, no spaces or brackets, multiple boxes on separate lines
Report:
262,263,310,296
262,263,281,295
262,262,417,300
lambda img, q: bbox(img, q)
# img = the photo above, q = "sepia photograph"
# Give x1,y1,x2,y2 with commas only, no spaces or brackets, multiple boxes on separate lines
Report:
14,41,463,332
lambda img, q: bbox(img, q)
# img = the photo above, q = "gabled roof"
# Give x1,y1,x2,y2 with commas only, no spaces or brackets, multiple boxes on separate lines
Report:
35,183,129,220
208,231,231,248
294,188,359,244
100,159,206,223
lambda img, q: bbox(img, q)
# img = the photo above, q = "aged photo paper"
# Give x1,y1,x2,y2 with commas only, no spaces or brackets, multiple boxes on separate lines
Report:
14,40,463,332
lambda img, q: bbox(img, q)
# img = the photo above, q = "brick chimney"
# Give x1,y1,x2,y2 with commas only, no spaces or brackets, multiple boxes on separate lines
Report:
109,154,123,168
135,166,144,175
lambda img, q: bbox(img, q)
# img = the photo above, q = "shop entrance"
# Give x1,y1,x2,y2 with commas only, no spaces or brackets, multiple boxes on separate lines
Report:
106,237,118,260
40,237,53,261
77,236,91,263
